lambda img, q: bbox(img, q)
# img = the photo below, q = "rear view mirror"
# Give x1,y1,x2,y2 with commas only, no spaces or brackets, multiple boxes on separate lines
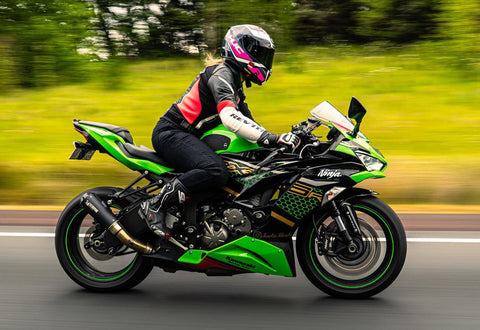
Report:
348,97,367,137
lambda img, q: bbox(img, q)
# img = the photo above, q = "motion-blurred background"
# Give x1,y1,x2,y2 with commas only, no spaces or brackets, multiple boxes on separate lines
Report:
0,0,478,206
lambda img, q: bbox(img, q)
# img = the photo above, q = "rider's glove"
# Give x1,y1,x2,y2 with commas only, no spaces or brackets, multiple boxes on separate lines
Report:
257,131,279,147
257,131,301,151
277,132,301,151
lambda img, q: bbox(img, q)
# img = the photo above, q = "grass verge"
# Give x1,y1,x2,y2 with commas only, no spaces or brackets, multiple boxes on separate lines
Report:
0,44,479,205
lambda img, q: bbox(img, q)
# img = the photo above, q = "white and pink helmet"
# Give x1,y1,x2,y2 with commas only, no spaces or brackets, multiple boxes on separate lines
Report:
222,25,275,86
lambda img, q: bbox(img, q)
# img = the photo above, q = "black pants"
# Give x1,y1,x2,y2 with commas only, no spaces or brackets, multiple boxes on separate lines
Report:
151,118,229,194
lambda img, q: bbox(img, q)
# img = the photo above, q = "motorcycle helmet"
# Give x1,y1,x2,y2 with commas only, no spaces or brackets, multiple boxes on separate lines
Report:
222,24,275,85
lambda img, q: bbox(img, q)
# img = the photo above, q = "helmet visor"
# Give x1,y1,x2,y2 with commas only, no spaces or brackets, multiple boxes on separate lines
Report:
248,44,274,71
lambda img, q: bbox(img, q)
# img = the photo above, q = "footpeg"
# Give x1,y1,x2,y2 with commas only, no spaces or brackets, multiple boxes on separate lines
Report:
167,236,188,251
150,225,167,238
150,225,188,251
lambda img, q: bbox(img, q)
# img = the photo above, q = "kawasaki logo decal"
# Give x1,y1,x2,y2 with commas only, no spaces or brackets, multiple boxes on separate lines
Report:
225,256,256,269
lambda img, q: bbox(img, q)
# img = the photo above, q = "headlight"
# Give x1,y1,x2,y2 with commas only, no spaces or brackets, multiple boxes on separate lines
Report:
356,153,385,171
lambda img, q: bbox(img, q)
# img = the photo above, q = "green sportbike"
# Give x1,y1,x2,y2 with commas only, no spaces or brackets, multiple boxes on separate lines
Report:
55,97,406,298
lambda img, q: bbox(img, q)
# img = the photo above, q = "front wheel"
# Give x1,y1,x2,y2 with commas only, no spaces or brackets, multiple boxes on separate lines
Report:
296,196,407,298
55,187,153,292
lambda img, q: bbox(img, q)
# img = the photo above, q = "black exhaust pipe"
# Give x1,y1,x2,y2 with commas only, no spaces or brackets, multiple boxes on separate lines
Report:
80,192,154,254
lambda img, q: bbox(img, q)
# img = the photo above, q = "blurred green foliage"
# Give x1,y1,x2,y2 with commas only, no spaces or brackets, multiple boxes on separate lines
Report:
3,0,479,89
0,45,479,205
0,0,93,88
92,0,202,57
0,1,479,205
202,0,292,50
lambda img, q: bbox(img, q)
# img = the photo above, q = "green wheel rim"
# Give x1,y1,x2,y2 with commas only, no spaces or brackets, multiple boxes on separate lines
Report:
65,207,138,282
308,205,394,289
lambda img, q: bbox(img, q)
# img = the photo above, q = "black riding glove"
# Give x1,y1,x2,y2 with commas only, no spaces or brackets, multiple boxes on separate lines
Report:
277,132,301,150
257,131,301,151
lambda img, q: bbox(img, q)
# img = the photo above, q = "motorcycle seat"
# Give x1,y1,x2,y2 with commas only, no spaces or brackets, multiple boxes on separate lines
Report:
124,143,171,167
78,120,134,144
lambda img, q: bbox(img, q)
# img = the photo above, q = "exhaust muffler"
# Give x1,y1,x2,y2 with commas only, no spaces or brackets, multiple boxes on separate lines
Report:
80,192,154,254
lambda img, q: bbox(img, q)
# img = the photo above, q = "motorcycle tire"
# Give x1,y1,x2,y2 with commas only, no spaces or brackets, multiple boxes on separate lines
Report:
296,195,407,298
55,186,153,292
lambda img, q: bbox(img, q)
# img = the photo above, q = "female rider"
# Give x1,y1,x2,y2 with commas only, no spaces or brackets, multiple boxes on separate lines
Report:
140,25,300,236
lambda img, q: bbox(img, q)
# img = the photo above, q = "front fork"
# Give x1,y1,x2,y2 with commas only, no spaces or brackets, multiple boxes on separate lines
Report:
329,200,362,254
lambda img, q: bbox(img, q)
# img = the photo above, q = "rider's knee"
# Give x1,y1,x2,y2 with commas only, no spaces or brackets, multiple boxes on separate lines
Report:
208,163,229,187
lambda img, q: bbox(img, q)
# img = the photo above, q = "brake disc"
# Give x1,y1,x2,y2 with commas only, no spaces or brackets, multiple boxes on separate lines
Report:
324,219,382,275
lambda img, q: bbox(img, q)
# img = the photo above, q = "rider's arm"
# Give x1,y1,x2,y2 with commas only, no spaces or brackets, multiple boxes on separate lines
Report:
207,69,277,146
237,89,254,121
219,106,277,145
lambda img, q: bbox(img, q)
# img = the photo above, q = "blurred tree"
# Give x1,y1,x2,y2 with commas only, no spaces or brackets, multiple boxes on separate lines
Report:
90,0,203,57
436,0,480,44
201,0,293,52
0,0,94,87
291,0,361,44
357,0,441,43
0,35,18,91
434,0,480,70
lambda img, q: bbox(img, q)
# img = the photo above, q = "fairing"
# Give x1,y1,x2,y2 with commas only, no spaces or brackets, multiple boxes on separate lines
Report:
310,101,387,174
76,122,173,175
177,236,293,277
200,125,262,153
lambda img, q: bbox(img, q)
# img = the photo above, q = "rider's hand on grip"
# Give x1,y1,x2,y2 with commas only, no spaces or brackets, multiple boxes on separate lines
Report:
277,132,301,151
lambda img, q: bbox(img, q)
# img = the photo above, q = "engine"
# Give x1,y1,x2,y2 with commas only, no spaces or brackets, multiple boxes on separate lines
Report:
200,208,252,250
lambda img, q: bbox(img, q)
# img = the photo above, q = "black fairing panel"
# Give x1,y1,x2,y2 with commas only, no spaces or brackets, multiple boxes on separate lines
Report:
302,162,363,180
339,187,377,201
203,134,231,152
78,120,134,144
123,143,171,167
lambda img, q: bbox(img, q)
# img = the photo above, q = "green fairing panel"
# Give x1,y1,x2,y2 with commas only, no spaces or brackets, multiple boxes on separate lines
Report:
201,125,262,154
178,236,293,277
78,124,173,175
331,122,387,164
350,170,386,183
334,144,356,157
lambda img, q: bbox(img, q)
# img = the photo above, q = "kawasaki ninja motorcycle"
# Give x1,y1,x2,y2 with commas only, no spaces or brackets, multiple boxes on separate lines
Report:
55,97,406,298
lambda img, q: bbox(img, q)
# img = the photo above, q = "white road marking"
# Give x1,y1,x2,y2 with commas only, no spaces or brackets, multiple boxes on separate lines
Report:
0,232,55,237
407,238,480,243
1,232,480,243
0,233,86,238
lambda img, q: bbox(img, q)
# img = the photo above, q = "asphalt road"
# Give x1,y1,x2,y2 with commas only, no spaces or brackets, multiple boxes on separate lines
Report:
2,226,480,330
1,210,480,230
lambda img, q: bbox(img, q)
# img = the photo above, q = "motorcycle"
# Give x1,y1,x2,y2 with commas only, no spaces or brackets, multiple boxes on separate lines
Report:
55,97,406,298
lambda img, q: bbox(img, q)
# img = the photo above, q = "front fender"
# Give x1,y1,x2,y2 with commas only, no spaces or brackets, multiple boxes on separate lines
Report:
321,187,378,208
340,188,378,201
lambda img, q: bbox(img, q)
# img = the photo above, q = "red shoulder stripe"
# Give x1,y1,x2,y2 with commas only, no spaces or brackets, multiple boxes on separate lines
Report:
217,100,236,114
177,79,202,124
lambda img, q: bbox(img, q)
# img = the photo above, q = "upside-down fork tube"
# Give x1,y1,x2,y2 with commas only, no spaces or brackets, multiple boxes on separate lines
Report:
80,192,154,254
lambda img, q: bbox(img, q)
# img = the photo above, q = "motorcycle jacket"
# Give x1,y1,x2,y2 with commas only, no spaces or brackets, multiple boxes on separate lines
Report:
163,62,277,146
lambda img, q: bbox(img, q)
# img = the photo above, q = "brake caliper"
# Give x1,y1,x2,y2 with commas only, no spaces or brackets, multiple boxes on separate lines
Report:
317,225,338,256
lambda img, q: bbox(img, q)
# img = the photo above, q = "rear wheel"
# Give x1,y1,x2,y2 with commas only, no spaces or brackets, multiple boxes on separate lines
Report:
297,196,406,298
55,187,153,292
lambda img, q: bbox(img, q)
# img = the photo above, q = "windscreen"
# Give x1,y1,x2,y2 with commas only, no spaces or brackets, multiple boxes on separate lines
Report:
310,101,355,132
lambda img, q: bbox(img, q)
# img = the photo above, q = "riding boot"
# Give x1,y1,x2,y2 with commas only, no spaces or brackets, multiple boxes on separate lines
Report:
138,178,190,238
